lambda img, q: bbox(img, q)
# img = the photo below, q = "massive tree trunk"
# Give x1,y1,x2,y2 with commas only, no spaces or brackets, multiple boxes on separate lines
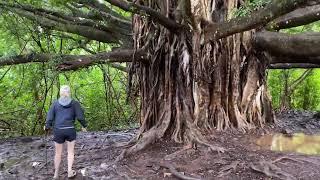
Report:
120,0,274,157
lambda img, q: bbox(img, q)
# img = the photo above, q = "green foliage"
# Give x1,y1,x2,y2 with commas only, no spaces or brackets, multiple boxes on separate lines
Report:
292,71,320,110
0,63,138,138
0,4,137,138
268,69,320,111
281,21,320,34
267,22,320,111
232,0,271,17
267,70,282,109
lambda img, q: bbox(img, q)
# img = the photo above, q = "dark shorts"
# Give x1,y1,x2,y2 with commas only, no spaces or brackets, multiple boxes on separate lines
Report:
53,128,76,144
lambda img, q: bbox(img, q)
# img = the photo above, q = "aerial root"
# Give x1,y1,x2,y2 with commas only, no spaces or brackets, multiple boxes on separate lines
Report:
160,162,202,180
250,160,296,180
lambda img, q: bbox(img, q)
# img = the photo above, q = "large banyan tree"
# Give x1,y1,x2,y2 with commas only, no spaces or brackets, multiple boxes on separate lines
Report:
0,0,320,157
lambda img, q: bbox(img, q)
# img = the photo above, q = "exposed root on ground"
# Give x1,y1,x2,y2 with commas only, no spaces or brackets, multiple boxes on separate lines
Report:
294,157,320,166
217,161,240,177
160,162,202,180
114,100,226,163
250,160,296,180
195,138,225,153
273,156,320,167
164,145,193,160
114,127,158,162
114,119,225,163
112,165,133,180
272,156,304,164
113,135,138,148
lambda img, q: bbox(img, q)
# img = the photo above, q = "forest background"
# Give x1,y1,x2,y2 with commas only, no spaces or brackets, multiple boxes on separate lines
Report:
0,0,319,138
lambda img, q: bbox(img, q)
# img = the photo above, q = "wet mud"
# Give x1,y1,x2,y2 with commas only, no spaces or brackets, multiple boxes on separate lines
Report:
1,111,320,179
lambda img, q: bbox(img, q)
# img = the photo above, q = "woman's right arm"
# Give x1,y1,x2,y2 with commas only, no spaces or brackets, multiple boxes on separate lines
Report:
74,101,87,129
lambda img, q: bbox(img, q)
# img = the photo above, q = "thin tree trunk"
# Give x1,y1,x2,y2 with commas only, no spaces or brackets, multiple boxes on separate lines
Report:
280,70,290,111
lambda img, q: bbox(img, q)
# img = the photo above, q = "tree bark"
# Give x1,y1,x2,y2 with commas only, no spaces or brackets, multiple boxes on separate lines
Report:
269,63,320,69
266,4,320,30
0,49,146,70
204,0,314,42
269,55,320,65
255,31,320,57
120,0,274,159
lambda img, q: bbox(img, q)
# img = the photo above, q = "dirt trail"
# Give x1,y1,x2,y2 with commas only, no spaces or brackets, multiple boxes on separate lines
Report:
1,111,320,180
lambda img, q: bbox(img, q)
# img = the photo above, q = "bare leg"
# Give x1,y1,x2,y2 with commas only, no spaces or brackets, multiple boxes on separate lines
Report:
67,140,75,176
54,142,63,178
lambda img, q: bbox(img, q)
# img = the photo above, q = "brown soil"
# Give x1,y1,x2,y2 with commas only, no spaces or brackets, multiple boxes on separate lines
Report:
1,111,320,180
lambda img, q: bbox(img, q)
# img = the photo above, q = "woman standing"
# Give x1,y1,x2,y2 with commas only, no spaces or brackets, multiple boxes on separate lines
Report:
45,85,87,179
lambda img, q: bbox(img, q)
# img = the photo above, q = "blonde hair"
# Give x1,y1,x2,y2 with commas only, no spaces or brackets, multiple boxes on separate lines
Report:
60,85,71,97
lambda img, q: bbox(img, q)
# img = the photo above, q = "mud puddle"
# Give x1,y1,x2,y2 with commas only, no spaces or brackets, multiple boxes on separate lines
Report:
257,133,320,155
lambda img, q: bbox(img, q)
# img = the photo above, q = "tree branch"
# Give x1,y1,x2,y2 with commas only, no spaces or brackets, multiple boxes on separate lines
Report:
270,55,320,64
12,8,122,43
0,66,11,82
289,69,312,91
0,2,131,44
204,0,313,43
69,41,128,72
107,63,128,72
79,0,128,20
0,49,147,71
0,119,11,130
75,0,132,29
105,0,183,32
269,63,320,69
266,4,320,30
255,31,320,57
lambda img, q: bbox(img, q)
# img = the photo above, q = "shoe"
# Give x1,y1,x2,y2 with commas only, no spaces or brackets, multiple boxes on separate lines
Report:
68,170,77,179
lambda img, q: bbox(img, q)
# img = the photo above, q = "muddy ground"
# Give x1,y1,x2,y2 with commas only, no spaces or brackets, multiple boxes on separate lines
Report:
1,110,320,180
